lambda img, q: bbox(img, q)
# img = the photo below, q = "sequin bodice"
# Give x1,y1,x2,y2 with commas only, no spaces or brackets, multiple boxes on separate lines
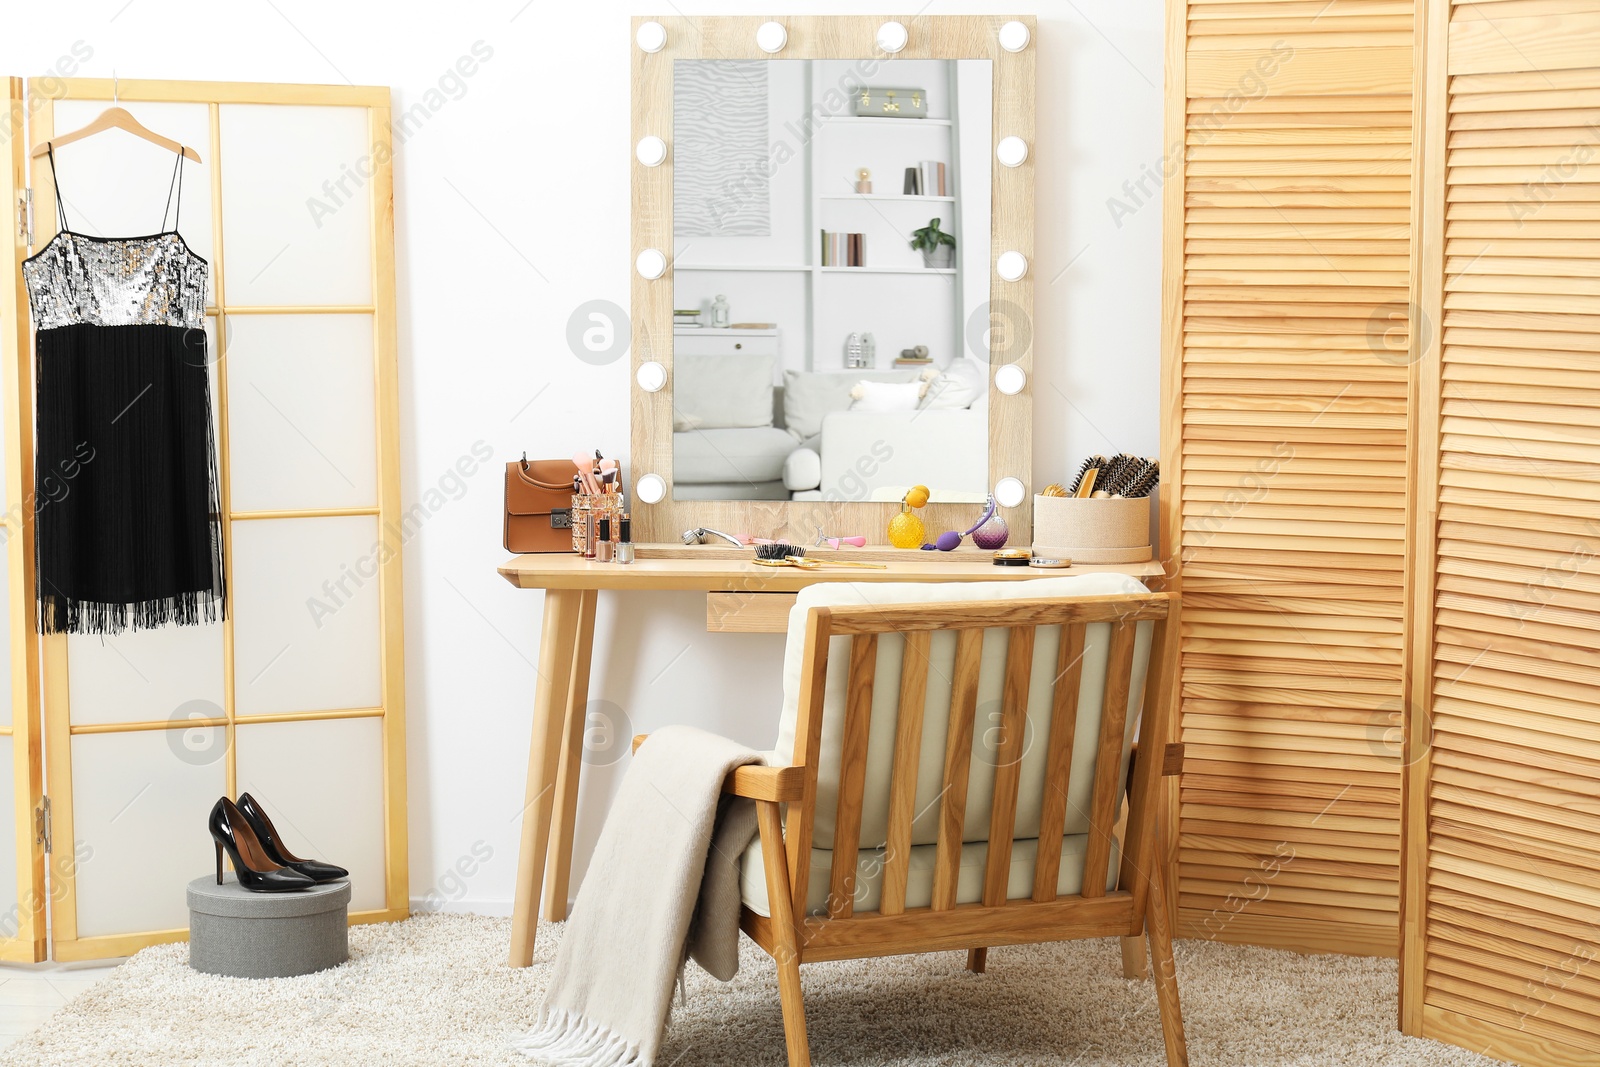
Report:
23,231,207,332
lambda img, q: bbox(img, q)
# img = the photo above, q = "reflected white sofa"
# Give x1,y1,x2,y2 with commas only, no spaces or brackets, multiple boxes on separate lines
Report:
671,353,797,500
672,356,988,501
803,404,987,502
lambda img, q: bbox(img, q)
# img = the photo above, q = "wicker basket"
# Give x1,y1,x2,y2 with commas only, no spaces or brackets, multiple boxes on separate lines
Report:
1031,495,1153,564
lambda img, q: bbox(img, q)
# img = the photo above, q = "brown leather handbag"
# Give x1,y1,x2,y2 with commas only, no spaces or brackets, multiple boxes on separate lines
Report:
504,457,575,553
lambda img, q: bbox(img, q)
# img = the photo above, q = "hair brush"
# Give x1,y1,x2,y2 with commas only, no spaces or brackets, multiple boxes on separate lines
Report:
1067,455,1105,495
1116,459,1160,499
1099,458,1132,495
753,542,886,569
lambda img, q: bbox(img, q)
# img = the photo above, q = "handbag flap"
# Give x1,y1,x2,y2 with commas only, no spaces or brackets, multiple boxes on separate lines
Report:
506,461,573,516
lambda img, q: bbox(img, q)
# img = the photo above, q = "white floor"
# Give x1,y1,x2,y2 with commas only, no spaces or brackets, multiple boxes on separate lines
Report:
0,960,123,1048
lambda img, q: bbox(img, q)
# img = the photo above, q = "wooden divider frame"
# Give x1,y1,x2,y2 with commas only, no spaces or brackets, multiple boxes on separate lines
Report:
1401,0,1600,1061
22,77,407,961
0,76,47,963
1159,0,1418,959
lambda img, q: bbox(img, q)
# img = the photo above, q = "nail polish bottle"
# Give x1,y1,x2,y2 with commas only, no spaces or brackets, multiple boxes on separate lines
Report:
596,517,614,563
615,516,635,564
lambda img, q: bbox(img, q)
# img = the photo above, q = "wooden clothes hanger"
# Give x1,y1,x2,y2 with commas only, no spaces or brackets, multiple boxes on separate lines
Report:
30,77,202,162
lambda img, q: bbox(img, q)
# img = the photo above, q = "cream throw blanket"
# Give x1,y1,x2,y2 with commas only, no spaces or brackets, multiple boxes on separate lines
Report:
515,725,763,1066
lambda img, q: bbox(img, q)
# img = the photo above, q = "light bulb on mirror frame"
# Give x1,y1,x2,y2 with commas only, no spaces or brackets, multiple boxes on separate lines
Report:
636,21,667,53
996,136,1029,168
998,21,1030,53
756,21,787,53
635,136,667,167
876,21,908,53
635,248,667,279
994,477,1026,509
996,250,1028,282
636,473,667,504
636,361,667,393
994,364,1026,396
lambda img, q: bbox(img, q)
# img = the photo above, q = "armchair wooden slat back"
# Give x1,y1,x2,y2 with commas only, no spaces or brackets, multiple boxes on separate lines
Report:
737,590,1189,1067
1034,621,1087,901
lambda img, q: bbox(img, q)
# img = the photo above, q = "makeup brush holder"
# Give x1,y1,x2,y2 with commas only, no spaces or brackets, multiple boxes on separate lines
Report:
571,494,623,556
1032,495,1153,564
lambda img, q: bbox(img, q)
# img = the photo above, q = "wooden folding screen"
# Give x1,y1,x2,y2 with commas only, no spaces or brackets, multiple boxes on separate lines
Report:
1162,0,1416,957
3,77,409,962
1402,0,1600,1060
1167,0,1600,1058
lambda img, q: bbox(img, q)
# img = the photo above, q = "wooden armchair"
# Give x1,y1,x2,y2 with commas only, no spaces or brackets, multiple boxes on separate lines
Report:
651,575,1185,1067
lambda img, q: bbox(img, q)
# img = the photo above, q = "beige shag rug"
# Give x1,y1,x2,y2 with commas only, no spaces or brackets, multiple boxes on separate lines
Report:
0,913,1503,1066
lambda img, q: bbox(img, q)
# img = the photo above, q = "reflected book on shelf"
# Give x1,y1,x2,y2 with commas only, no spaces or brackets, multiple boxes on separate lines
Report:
820,230,865,267
903,162,948,196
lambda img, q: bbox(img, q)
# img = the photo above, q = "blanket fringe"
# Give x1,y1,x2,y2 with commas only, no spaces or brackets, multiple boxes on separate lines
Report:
513,1008,649,1067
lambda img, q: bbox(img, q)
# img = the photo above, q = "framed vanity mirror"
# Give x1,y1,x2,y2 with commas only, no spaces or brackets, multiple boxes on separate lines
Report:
631,15,1034,543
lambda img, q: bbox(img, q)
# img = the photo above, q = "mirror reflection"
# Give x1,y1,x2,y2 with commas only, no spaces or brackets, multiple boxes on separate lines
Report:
671,58,993,503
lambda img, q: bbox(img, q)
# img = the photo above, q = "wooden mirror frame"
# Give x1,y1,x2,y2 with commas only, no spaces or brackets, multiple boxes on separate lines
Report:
630,14,1035,544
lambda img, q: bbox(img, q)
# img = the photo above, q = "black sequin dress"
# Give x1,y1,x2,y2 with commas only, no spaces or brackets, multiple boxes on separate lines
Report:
22,147,224,634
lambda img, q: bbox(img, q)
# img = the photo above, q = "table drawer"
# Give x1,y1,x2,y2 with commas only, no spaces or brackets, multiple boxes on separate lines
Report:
674,334,778,358
706,592,795,633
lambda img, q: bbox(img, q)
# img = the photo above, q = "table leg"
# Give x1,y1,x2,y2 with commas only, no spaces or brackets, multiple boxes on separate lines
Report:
1121,934,1149,980
508,588,584,968
543,589,598,921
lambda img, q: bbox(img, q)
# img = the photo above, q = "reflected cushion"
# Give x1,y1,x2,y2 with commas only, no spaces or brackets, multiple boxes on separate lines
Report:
782,369,921,440
919,356,987,410
848,380,925,412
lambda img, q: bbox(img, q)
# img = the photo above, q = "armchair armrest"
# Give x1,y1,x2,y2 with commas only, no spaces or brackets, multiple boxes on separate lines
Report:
723,764,806,801
632,733,806,802
1126,742,1187,791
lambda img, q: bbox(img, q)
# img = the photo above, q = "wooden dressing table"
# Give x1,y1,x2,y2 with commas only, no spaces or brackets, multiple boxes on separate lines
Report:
497,547,1166,967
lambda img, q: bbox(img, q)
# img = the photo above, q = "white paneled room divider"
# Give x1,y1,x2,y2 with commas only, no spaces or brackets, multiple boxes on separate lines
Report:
0,77,405,962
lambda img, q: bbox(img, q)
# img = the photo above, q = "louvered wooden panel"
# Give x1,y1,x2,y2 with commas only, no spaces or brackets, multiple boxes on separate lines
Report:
1165,0,1414,956
1406,2,1600,1060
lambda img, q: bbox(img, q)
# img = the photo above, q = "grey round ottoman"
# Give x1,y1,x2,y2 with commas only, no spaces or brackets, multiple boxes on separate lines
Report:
187,875,351,978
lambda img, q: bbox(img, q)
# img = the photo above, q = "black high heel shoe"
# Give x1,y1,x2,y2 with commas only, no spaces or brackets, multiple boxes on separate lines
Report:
237,792,350,883
209,797,315,892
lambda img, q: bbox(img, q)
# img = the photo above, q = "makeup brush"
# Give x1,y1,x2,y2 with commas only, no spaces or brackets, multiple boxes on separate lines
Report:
572,450,601,495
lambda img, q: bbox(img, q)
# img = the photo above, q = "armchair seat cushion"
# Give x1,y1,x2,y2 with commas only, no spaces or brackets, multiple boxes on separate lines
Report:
772,574,1155,851
739,834,1121,918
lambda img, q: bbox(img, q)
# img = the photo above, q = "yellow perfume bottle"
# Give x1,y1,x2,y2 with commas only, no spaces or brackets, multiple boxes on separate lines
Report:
887,484,930,549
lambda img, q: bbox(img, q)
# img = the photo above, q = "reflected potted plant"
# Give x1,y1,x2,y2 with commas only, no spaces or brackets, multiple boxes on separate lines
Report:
910,218,956,268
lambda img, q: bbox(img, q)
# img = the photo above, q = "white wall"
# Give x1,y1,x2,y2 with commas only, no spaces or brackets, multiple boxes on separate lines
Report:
2,1,1164,916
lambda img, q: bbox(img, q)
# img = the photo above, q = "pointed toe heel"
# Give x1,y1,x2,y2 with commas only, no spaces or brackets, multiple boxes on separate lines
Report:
208,798,315,893
237,792,349,883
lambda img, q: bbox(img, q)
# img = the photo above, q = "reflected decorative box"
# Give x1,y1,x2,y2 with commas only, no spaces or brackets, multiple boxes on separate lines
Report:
1032,495,1153,564
850,86,928,119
